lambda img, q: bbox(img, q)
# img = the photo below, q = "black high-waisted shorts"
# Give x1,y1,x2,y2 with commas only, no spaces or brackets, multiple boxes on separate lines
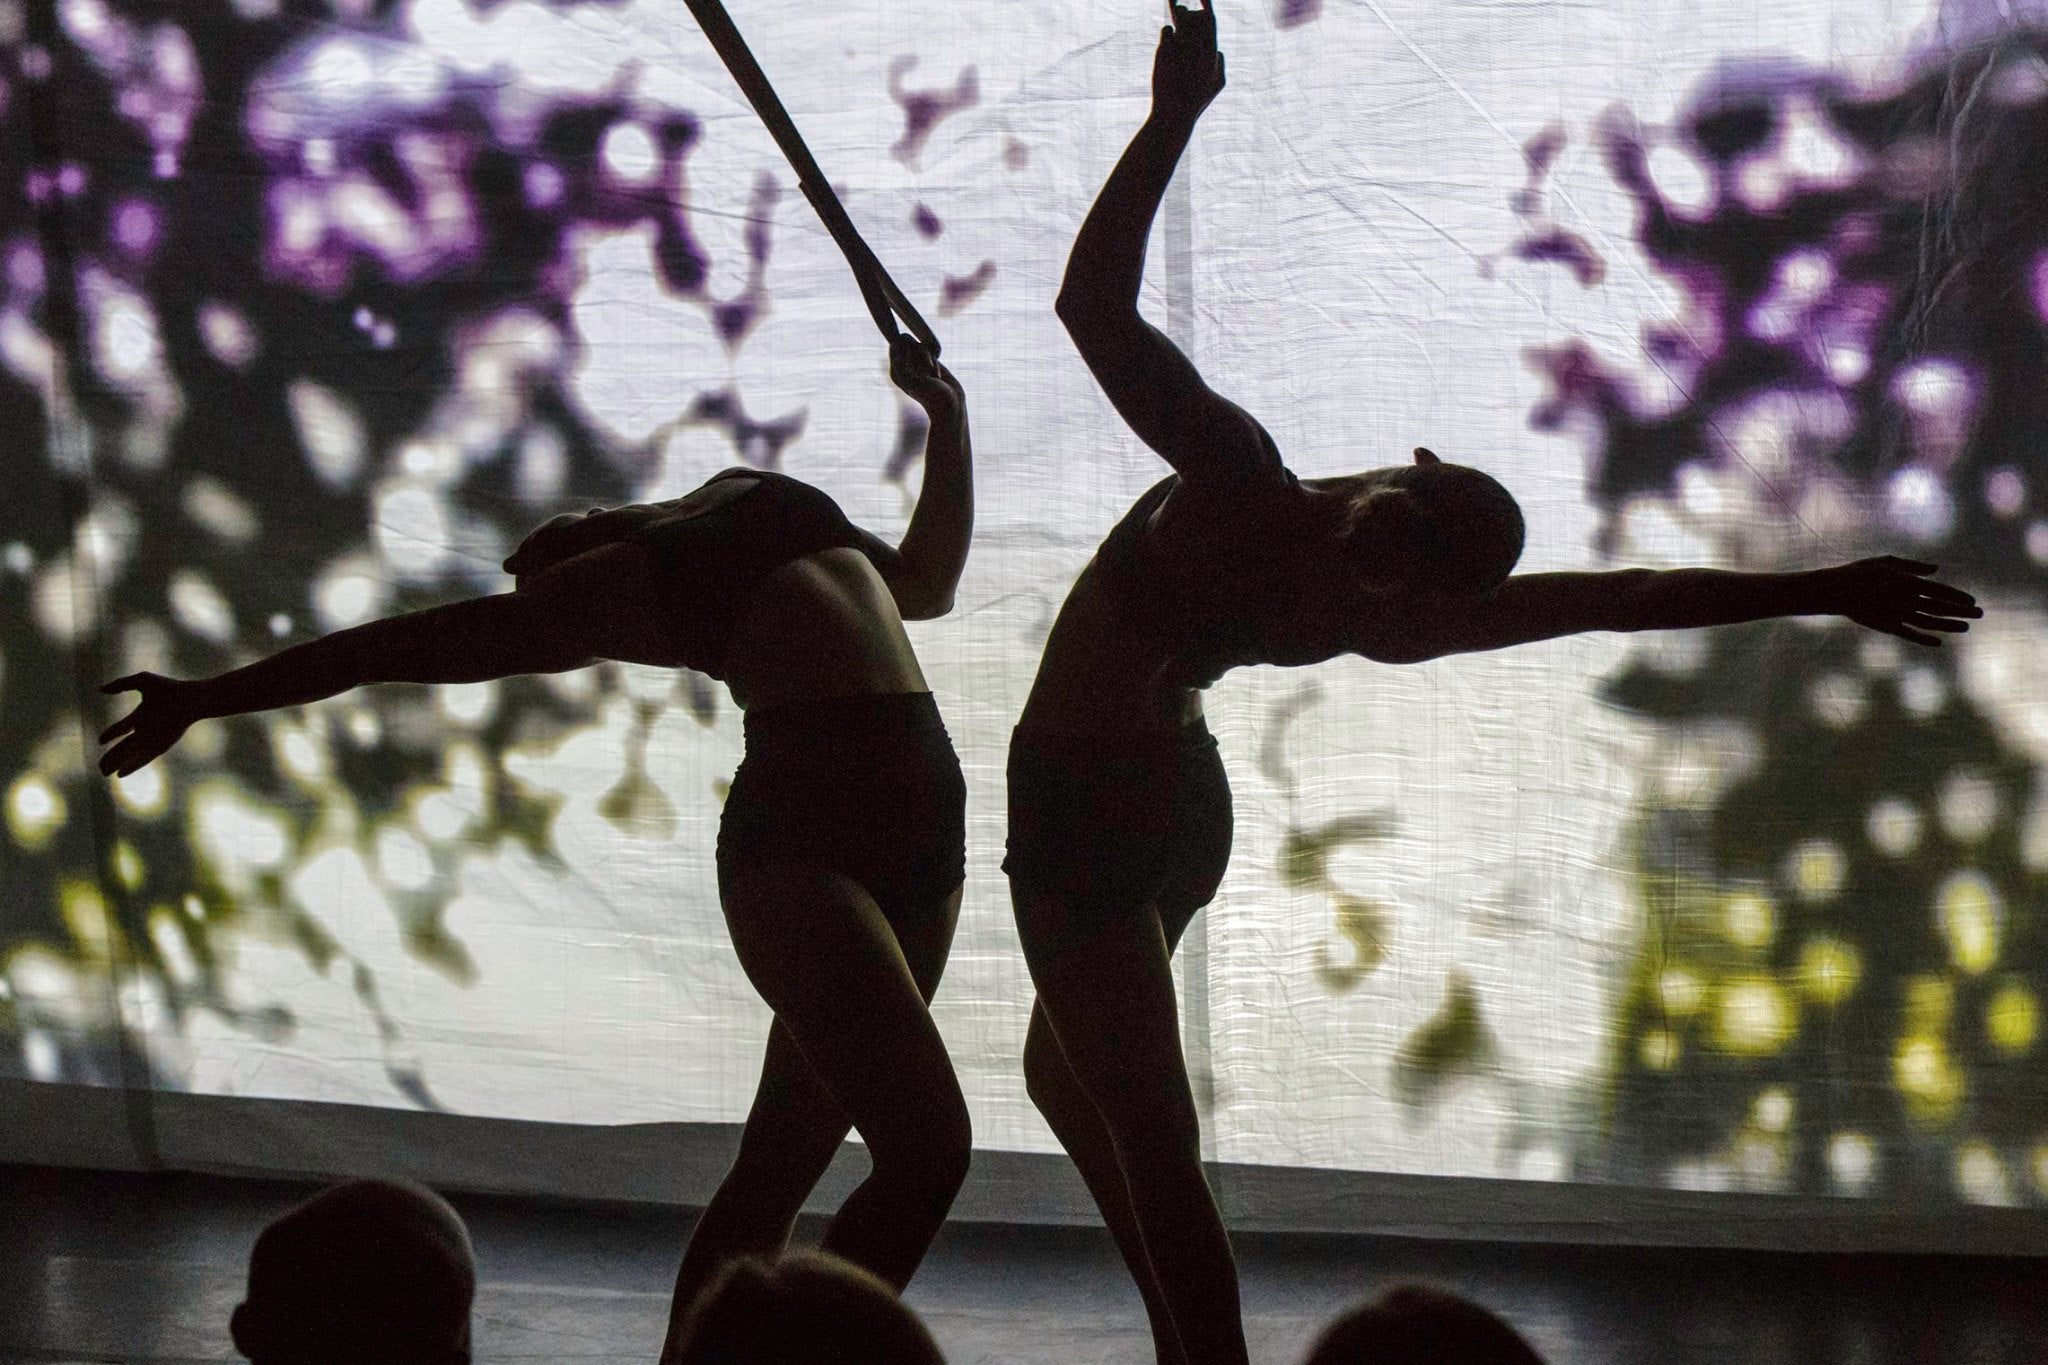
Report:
1002,720,1233,942
718,692,966,911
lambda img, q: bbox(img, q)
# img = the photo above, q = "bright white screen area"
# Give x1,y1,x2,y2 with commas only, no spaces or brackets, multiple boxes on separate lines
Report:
6,0,2048,1212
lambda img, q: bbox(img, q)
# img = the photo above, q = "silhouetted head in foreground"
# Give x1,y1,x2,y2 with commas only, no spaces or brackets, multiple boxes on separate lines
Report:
1336,448,1526,596
671,1250,945,1364
1304,1283,1546,1365
230,1179,475,1365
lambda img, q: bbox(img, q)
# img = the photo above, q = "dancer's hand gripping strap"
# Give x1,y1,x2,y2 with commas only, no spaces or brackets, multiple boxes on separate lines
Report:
681,0,942,355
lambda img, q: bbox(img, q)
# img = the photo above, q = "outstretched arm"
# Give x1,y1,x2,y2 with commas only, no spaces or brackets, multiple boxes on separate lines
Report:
99,575,609,777
1054,2,1277,489
1368,557,1980,663
880,334,973,619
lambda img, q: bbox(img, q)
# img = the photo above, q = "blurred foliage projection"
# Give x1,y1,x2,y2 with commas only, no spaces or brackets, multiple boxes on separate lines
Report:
2,0,2045,1210
1528,30,2048,1201
0,0,969,1102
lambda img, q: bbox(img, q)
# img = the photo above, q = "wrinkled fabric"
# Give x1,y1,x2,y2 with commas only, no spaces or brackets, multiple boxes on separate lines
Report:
3,0,2045,1212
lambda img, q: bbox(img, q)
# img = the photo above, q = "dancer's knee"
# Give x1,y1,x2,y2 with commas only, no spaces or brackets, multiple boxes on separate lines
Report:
1107,1099,1204,1175
866,1092,972,1205
1022,1023,1072,1120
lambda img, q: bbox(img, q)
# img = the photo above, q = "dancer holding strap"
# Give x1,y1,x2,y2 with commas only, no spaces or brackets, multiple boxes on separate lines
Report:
1009,5,1982,1363
98,336,975,1355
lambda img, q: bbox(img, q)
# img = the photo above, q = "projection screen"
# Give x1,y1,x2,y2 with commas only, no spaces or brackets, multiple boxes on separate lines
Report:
5,0,2047,1234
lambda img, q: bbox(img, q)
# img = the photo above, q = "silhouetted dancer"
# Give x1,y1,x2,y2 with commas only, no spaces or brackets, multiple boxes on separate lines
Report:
230,1179,475,1365
1006,6,1982,1364
97,337,976,1362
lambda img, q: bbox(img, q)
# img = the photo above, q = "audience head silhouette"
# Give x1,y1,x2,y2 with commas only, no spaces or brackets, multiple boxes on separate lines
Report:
230,1179,475,1365
1304,1283,1545,1364
1341,449,1526,596
671,1250,945,1364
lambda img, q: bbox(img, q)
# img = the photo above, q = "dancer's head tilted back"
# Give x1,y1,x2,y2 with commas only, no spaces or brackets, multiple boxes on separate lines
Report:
1337,448,1525,596
230,1179,475,1365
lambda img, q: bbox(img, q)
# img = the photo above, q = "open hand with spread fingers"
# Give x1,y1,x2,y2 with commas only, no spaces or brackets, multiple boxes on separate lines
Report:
98,672,207,778
1822,556,1982,646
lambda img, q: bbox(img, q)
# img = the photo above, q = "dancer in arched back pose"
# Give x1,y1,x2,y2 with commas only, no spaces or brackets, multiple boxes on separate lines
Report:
1008,7,1981,1363
98,337,975,1360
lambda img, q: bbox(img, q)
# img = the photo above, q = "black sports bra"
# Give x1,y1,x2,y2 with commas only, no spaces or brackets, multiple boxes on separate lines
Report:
632,468,895,680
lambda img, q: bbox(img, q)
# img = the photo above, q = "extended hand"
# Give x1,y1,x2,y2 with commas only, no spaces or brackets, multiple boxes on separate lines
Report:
98,673,206,777
889,333,964,412
1825,557,1981,646
1152,0,1224,123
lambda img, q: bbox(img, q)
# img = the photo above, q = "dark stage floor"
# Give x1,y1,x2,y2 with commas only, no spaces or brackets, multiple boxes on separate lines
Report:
3,1164,2044,1364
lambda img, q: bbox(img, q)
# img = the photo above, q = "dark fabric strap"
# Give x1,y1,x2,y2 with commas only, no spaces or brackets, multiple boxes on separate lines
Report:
682,0,940,353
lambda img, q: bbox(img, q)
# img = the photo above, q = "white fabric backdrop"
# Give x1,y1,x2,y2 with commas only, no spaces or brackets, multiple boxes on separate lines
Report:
6,0,2046,1211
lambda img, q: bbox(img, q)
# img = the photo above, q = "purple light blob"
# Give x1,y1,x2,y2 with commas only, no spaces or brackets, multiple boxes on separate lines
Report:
111,198,159,256
524,162,564,210
1984,467,2026,519
1514,229,1605,286
938,260,996,317
888,57,978,164
1276,0,1323,27
912,203,942,240
5,241,44,297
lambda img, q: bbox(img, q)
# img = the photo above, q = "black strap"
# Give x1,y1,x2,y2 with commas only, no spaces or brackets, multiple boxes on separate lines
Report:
681,0,941,354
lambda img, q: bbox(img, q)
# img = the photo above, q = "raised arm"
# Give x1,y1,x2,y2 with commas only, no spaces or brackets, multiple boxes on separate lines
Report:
1369,557,1980,663
878,334,973,619
1054,2,1277,489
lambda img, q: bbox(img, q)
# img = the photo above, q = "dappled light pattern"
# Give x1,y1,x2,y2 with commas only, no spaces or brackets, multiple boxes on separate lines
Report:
0,0,1002,1102
1536,30,2048,1201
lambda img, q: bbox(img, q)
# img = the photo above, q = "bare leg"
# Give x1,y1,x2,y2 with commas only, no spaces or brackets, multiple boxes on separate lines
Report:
1017,894,1247,1365
1025,1003,1189,1365
659,1020,850,1359
660,885,961,1358
713,867,968,1270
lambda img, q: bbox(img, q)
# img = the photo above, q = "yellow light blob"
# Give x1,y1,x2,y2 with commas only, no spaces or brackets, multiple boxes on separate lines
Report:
60,881,113,960
147,905,199,988
1986,981,2038,1056
1895,1036,1965,1123
1753,1087,1794,1134
7,774,66,851
1828,1132,1877,1195
1716,977,1795,1056
1936,871,2001,975
1798,936,1861,1006
1786,839,1845,902
1723,891,1776,949
113,841,145,892
275,725,329,785
415,790,468,841
2032,1144,2048,1198
1640,1029,1681,1071
1657,968,1704,1018
111,763,168,819
1955,1143,2014,1206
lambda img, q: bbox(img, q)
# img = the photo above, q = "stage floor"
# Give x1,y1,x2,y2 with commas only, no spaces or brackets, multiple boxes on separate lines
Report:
3,1164,2042,1364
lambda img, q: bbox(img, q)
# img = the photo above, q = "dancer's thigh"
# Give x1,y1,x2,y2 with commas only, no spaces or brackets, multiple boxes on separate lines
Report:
720,863,964,1147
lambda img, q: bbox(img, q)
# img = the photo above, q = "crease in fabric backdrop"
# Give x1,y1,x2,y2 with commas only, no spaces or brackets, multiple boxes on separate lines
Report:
2,0,2046,1219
